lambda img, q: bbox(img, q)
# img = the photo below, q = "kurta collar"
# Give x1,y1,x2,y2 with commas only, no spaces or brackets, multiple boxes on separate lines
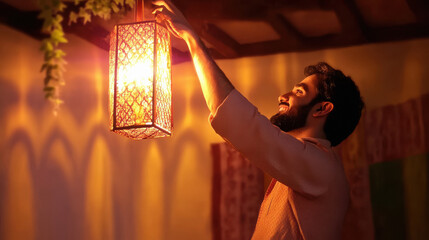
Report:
300,137,332,148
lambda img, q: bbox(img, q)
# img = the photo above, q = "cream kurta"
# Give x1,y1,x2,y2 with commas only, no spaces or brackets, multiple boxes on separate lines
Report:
210,90,349,240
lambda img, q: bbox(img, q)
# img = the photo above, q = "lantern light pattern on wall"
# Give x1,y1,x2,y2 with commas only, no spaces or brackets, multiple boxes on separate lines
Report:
109,21,172,139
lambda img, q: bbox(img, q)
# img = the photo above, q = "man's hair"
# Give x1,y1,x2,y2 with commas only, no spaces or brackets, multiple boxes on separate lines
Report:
304,62,364,146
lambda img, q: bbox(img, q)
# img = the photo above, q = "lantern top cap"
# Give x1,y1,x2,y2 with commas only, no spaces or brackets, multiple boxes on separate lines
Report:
115,20,159,26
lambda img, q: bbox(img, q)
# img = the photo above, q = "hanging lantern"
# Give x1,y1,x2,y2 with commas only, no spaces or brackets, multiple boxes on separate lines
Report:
109,20,172,139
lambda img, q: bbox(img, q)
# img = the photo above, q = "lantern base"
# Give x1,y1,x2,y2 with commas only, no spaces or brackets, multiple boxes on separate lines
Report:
112,125,171,140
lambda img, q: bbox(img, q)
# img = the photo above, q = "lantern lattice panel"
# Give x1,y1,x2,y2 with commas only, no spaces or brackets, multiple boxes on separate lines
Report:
109,21,172,139
154,25,172,132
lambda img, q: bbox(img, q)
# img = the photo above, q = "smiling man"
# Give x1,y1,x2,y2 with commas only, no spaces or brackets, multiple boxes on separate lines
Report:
153,1,364,239
270,75,324,134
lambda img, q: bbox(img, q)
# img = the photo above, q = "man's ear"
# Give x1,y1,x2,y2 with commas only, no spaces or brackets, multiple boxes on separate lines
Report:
312,101,334,117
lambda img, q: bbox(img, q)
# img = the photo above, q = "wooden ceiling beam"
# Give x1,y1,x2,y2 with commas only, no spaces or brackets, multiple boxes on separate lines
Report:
0,2,45,40
327,0,369,42
240,40,290,56
0,1,189,64
59,3,111,51
0,1,110,50
406,0,429,24
65,24,110,50
368,24,429,43
266,13,303,48
2,0,428,63
189,20,241,58
203,23,241,58
175,0,326,21
240,33,360,57
239,21,429,58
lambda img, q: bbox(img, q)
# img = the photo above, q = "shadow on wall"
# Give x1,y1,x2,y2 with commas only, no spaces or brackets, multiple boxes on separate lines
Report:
0,24,215,240
0,63,213,240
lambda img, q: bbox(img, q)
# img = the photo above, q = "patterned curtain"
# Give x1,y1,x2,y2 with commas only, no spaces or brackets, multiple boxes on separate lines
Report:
364,93,429,240
211,143,264,240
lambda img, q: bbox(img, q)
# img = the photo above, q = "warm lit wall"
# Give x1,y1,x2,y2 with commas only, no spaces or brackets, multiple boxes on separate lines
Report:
1,22,428,240
0,24,218,240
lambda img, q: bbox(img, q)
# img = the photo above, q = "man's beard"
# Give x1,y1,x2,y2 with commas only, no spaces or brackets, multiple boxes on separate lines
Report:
270,101,316,132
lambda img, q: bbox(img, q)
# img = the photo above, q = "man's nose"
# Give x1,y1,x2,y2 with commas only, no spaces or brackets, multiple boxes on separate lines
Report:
278,93,290,103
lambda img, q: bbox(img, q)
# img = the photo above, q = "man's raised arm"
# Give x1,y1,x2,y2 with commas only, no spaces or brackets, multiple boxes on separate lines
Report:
152,0,334,197
152,0,234,113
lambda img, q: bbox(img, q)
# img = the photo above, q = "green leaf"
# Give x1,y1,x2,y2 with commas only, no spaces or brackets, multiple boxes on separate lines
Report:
51,29,68,44
46,41,54,51
37,8,52,19
52,20,63,30
97,7,111,19
82,12,91,24
38,0,127,112
40,40,54,52
58,36,68,43
69,11,78,25
84,1,92,11
57,58,68,67
111,3,119,13
41,16,54,33
54,98,64,105
57,2,67,12
46,65,53,75
40,63,54,72
125,0,134,8
44,75,52,85
55,14,63,23
44,86,55,92
78,6,86,17
44,51,54,61
51,28,63,38
40,63,48,72
45,91,54,99
54,49,66,58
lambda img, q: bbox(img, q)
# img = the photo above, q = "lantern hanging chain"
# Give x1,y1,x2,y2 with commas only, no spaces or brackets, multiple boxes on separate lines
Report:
132,0,134,21
142,0,144,21
134,0,136,21
134,0,145,21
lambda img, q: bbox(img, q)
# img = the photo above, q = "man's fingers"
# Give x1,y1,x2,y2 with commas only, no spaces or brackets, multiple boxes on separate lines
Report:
152,7,182,39
153,6,173,21
152,0,190,39
152,0,174,13
152,7,162,16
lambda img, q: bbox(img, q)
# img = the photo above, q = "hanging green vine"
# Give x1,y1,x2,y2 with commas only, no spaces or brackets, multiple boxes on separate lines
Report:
38,0,135,114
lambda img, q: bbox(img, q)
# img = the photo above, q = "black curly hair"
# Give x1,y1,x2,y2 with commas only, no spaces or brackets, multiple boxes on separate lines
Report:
304,62,364,146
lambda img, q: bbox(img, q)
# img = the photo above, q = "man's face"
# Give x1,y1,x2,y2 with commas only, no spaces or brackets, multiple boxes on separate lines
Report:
270,74,320,132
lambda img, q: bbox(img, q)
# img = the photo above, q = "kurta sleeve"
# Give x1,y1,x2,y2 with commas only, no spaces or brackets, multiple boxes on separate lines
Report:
209,89,334,197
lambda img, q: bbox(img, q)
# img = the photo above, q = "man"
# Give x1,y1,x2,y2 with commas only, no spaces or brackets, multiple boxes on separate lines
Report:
152,1,364,239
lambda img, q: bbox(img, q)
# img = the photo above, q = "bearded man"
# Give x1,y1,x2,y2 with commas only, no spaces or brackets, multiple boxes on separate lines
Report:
153,1,364,239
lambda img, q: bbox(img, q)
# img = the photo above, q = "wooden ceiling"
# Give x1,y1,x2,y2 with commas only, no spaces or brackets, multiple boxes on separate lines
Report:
1,0,428,64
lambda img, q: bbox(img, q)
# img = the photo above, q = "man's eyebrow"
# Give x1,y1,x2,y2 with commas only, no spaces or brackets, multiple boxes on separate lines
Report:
294,83,309,92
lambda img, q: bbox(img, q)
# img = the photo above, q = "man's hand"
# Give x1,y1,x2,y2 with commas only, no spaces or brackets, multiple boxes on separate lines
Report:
152,0,234,113
152,0,196,40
